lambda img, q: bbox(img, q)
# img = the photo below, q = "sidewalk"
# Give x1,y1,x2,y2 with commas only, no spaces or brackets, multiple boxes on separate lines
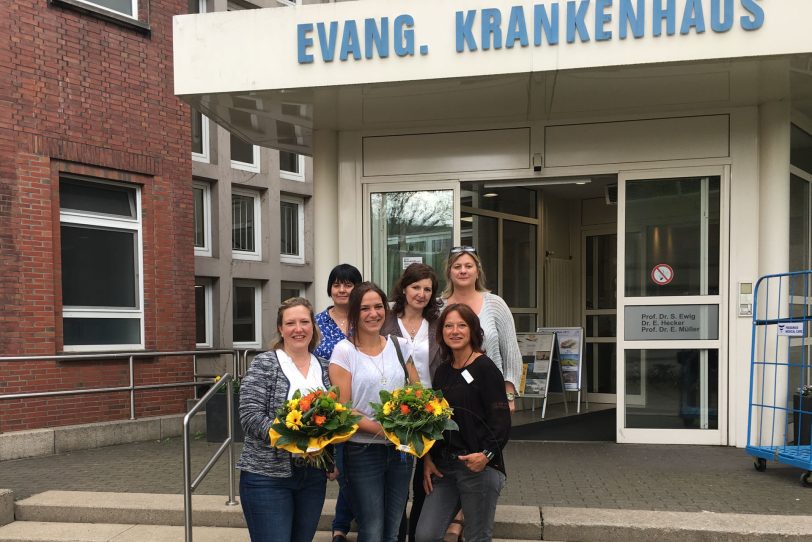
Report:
0,437,809,515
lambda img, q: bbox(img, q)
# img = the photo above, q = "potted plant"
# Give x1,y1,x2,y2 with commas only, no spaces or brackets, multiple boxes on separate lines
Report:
206,376,244,443
792,384,811,446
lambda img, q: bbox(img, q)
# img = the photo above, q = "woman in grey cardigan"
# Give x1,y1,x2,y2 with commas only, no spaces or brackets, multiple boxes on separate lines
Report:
237,297,337,542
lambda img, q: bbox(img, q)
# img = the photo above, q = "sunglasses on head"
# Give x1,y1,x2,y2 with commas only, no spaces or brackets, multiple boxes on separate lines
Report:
449,246,477,256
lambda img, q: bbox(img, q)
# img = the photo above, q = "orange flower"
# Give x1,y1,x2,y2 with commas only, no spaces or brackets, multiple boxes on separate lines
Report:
425,402,435,414
400,404,411,415
313,414,326,426
299,398,312,411
415,390,423,398
328,391,337,400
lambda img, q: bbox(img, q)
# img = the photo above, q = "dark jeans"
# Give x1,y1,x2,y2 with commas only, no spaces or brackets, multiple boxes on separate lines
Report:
332,443,355,533
344,442,414,542
397,456,426,542
239,467,326,542
415,460,505,542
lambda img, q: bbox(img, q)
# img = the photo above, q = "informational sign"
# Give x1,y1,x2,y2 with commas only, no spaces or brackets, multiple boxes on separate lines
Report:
517,332,555,397
401,256,423,269
625,305,719,341
539,327,583,392
650,263,674,286
778,322,805,337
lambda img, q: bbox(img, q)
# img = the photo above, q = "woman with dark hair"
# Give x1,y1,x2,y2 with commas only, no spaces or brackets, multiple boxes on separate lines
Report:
313,263,362,542
381,263,443,542
329,282,420,542
415,304,511,542
237,297,337,542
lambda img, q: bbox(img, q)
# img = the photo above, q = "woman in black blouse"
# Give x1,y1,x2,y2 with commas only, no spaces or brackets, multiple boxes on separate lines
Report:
415,304,511,542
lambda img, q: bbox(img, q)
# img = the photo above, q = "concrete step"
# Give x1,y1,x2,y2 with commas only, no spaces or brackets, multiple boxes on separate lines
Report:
12,491,540,540
0,522,541,542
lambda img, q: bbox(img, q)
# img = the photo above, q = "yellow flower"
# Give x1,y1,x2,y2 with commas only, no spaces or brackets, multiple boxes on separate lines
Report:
383,401,393,416
393,390,400,399
287,398,299,410
214,376,221,383
334,403,346,412
429,400,444,417
285,410,303,430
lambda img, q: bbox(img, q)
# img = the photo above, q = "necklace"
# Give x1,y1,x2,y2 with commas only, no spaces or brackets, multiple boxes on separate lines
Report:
359,337,387,385
400,316,423,339
330,307,348,335
452,349,475,370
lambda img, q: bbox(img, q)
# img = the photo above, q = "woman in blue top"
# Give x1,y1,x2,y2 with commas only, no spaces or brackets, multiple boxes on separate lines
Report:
314,263,362,542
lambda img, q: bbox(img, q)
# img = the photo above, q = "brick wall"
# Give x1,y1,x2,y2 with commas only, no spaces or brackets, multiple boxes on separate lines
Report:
0,0,195,431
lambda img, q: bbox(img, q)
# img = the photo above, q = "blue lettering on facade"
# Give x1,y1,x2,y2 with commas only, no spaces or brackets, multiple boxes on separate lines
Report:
296,2,766,64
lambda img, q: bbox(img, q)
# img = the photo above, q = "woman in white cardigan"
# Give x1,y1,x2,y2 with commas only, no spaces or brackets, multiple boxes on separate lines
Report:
441,246,521,412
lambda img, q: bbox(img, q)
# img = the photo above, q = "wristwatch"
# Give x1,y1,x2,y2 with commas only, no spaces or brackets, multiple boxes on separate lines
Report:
482,449,495,462
506,392,515,401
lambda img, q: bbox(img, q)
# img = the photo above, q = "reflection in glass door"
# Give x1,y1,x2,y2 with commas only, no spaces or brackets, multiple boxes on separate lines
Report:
367,183,458,293
583,231,617,403
617,169,727,445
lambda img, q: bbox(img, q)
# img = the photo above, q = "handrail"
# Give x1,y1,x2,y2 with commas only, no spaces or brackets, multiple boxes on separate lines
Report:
0,349,237,420
182,372,239,542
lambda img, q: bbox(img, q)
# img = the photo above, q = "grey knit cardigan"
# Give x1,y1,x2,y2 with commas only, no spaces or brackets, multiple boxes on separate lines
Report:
236,349,330,478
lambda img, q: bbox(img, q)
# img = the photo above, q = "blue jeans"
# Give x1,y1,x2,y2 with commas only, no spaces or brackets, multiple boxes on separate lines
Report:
415,460,505,542
239,467,326,542
332,443,355,533
344,442,414,542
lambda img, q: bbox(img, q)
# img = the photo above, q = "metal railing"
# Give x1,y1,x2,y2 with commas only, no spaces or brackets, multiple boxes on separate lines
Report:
0,349,237,419
183,372,239,542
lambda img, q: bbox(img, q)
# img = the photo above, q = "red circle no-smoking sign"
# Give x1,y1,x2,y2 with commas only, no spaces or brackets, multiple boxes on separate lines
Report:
650,264,674,286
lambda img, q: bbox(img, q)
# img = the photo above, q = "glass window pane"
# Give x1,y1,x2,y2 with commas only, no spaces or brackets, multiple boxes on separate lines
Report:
512,313,536,332
625,177,720,297
461,183,537,218
63,318,140,345
195,283,207,345
193,186,205,248
586,234,617,310
280,151,300,174
370,190,454,293
192,110,203,155
232,193,256,252
585,343,616,394
230,133,255,164
625,349,718,429
502,220,536,307
86,0,133,16
586,315,616,338
233,285,257,343
61,225,136,307
280,201,299,256
791,124,812,174
60,178,136,218
461,212,498,294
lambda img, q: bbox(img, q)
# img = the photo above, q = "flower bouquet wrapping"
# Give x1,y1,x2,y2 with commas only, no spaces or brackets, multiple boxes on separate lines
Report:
269,386,361,469
371,383,458,458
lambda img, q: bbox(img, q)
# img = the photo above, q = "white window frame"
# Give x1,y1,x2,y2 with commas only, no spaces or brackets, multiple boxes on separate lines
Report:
280,281,307,301
193,181,212,257
230,136,261,173
192,110,210,163
280,152,305,182
275,0,301,6
280,195,305,264
195,278,214,348
233,280,262,349
232,188,262,261
75,0,138,19
60,177,144,352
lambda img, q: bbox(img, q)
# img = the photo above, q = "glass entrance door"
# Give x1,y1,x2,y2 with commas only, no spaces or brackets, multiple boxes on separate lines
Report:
365,182,459,292
617,168,728,445
583,230,617,403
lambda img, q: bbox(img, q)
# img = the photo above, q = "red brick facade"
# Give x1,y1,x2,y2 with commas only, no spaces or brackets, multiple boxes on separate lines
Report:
0,0,195,431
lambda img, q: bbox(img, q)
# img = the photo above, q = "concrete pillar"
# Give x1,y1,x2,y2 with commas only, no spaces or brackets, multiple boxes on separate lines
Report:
313,129,339,311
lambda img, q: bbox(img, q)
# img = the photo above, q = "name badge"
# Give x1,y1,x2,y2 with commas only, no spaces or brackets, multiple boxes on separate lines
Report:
461,369,474,384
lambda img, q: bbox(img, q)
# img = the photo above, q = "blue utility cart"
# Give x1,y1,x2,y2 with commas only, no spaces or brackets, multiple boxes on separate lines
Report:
746,271,812,486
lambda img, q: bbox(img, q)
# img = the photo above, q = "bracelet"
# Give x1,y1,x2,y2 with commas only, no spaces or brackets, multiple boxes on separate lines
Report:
482,449,495,462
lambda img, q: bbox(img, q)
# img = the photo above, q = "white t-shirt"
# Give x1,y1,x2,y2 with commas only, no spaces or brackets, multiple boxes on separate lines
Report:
276,349,326,400
330,337,413,444
396,318,432,388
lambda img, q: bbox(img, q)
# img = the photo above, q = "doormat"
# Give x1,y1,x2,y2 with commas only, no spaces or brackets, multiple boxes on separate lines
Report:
510,408,616,441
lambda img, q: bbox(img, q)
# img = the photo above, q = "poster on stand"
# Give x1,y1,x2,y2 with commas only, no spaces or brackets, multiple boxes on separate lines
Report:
538,327,583,392
517,332,555,397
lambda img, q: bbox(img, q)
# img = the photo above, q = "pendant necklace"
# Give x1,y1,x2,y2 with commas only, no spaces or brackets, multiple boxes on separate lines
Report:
331,308,348,336
360,338,387,385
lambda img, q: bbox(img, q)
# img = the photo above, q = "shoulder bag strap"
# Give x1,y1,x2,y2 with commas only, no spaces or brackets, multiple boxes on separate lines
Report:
388,334,411,384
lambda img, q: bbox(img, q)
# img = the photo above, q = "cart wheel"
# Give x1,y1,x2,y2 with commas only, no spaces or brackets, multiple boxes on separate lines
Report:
801,471,812,487
754,458,767,472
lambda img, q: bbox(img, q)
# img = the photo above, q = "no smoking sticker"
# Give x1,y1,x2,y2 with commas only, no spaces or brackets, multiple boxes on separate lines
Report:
651,264,674,285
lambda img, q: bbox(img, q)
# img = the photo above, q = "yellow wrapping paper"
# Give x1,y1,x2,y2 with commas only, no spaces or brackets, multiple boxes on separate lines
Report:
383,430,436,458
269,421,359,457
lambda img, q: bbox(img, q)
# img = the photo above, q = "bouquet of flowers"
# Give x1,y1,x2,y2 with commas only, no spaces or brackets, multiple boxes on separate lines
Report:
371,383,458,458
269,386,361,469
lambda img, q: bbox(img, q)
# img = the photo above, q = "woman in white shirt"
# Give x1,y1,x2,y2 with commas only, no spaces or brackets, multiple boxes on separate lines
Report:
329,282,420,542
237,297,336,542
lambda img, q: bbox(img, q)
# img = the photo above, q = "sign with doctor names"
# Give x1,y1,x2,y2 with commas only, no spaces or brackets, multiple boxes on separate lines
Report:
625,305,719,341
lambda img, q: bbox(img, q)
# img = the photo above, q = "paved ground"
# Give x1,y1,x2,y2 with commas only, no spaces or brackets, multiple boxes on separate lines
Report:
1,437,810,516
